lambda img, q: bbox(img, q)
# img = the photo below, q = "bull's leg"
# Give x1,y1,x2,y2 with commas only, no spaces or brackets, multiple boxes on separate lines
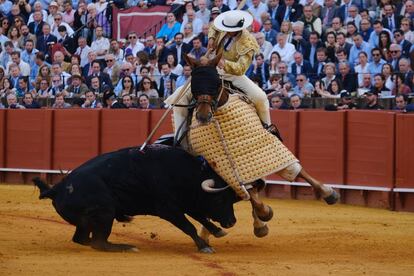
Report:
191,217,227,244
298,169,339,205
248,186,273,222
72,225,91,246
161,212,214,253
89,209,138,252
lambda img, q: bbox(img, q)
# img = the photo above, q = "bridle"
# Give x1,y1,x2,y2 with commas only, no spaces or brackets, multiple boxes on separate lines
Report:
194,78,226,124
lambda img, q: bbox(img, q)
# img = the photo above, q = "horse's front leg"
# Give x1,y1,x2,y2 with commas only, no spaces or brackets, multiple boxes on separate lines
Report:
298,168,339,205
248,186,273,222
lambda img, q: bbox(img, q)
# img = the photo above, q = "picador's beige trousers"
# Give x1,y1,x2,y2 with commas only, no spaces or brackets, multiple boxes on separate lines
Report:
165,73,271,142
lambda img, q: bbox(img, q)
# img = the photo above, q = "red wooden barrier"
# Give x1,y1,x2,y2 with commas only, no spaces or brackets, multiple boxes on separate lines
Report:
297,111,346,184
395,114,414,188
5,110,52,169
52,109,100,170
100,109,150,153
270,110,298,155
149,110,174,143
346,111,395,187
395,114,414,211
0,110,5,168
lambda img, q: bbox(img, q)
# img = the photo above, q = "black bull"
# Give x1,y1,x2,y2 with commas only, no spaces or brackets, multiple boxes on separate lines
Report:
33,145,240,253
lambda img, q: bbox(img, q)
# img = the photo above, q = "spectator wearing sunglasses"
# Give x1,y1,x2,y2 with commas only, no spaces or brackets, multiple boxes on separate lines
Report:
125,31,144,57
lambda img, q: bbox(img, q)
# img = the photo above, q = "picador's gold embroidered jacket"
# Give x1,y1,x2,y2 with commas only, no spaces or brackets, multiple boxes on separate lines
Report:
208,26,260,76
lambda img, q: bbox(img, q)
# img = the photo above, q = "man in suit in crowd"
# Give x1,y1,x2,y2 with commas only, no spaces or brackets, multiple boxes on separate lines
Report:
393,29,412,58
169,32,191,66
276,0,303,26
267,0,283,31
63,74,89,98
338,61,358,93
261,19,277,45
198,24,210,48
85,60,113,89
320,0,337,30
28,11,45,37
382,4,403,32
35,23,57,62
291,51,312,79
158,62,177,98
246,53,270,90
336,32,352,57
303,31,323,69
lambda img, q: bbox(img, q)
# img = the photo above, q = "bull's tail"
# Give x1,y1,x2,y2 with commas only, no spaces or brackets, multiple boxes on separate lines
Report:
32,177,55,200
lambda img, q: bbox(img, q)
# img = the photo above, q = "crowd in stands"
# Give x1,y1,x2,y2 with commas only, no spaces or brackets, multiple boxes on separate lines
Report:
0,0,413,111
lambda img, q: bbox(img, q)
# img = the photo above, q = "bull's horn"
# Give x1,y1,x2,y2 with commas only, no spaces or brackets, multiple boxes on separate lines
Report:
201,179,229,193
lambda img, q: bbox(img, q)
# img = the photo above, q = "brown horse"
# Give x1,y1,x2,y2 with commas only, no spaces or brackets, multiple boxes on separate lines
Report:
183,54,339,238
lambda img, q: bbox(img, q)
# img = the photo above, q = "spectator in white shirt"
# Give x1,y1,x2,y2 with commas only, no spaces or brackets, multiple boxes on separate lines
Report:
51,14,74,41
90,26,110,61
248,0,268,25
74,36,91,67
125,31,144,57
180,9,203,35
270,33,296,64
6,51,30,76
27,1,48,24
195,0,210,25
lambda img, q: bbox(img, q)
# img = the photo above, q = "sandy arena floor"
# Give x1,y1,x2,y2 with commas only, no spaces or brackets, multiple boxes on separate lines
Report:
0,185,413,276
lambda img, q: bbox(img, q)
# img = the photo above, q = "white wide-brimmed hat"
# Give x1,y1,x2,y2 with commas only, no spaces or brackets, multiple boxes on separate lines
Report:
213,10,253,32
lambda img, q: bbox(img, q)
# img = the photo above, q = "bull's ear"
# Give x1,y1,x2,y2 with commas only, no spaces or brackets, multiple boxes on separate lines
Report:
184,54,199,68
209,52,222,67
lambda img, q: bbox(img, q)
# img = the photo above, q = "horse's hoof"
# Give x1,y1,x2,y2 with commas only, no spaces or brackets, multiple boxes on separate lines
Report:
213,229,228,238
324,190,340,205
199,246,215,254
257,205,274,222
254,225,269,238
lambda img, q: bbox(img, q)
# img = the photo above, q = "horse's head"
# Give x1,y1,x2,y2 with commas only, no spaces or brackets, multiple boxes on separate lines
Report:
184,53,223,124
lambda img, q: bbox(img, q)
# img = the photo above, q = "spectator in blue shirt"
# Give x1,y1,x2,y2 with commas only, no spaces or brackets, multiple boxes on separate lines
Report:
156,13,181,43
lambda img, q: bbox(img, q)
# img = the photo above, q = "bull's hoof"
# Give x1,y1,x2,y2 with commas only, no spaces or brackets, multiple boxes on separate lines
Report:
323,190,340,205
213,229,228,238
257,206,274,222
199,246,215,254
254,225,269,238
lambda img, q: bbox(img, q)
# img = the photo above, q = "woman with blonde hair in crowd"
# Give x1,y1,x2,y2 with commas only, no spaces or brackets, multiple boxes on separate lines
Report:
320,62,337,88
12,16,24,30
280,20,293,40
137,76,159,99
182,23,197,44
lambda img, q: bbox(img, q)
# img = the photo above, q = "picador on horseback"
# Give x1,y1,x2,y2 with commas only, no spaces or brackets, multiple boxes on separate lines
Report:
165,10,339,239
